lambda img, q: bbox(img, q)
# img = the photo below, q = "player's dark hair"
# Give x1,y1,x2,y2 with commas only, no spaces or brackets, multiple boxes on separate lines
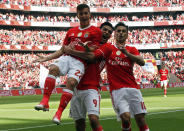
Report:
77,4,90,12
100,22,114,30
114,22,128,32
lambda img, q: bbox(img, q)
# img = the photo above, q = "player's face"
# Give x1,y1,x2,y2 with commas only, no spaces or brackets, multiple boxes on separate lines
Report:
115,26,128,44
77,8,91,23
101,25,113,43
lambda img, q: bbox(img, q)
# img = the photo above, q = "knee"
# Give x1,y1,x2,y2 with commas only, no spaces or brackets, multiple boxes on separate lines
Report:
135,113,146,126
67,78,78,89
88,114,99,129
121,112,131,122
49,65,60,77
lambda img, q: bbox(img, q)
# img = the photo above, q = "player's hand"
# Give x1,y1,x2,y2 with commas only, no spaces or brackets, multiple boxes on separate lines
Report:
117,45,128,54
78,41,92,52
63,45,73,54
33,54,48,63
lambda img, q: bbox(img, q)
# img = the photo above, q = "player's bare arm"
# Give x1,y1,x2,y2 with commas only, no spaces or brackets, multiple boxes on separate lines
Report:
119,46,145,66
33,47,64,63
63,45,95,62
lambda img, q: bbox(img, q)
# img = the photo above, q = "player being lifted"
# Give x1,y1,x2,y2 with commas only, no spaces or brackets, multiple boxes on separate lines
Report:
33,4,102,124
68,22,113,131
159,64,170,97
63,22,150,131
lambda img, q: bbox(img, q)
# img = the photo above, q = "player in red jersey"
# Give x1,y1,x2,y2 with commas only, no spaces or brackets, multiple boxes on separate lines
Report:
63,22,149,131
68,22,114,131
159,64,169,97
33,4,102,125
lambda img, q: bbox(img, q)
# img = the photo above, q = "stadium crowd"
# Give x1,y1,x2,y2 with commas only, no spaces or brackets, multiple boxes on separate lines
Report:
1,28,183,46
1,12,184,22
164,51,184,82
0,0,183,7
1,51,182,90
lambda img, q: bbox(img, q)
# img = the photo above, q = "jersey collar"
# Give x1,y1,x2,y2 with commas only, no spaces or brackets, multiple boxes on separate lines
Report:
79,24,91,30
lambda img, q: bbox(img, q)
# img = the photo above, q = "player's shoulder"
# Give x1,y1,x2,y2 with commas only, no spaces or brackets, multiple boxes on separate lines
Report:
126,45,137,50
89,25,101,32
68,26,79,32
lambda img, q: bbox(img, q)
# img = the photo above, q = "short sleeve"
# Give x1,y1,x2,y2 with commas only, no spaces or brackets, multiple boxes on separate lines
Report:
130,47,140,56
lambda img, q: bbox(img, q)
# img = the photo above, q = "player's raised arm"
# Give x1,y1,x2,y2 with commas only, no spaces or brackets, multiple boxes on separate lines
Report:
119,46,145,66
33,46,64,63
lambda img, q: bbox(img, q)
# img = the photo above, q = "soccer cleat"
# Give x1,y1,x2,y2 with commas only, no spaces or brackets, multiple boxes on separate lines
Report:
52,115,61,125
164,95,167,97
34,104,49,111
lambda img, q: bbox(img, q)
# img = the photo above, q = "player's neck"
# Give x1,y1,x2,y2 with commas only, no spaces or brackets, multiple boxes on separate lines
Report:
116,41,125,47
80,21,90,29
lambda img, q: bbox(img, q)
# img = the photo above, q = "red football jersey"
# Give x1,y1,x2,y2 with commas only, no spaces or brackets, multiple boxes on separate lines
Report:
63,25,102,66
159,69,169,81
94,43,140,92
76,44,106,91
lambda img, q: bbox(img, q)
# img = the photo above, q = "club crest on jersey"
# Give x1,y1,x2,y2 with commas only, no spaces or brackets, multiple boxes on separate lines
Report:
84,32,89,38
77,32,82,37
116,51,121,56
71,33,74,36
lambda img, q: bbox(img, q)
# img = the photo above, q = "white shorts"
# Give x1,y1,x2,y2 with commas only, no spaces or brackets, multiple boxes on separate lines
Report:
111,88,147,121
70,89,101,120
161,80,168,88
51,55,84,83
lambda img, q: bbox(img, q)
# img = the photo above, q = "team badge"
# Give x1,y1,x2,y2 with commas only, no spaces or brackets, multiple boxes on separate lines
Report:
116,51,121,56
77,32,82,37
71,33,74,36
84,32,89,38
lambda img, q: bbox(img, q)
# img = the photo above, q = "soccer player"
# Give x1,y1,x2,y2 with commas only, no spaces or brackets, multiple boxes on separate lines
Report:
159,64,169,97
33,4,102,124
63,22,150,131
68,22,113,131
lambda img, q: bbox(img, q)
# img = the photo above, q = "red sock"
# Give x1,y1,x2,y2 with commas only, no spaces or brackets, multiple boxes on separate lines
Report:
55,89,73,119
93,125,103,131
139,124,149,131
41,75,56,104
122,122,131,131
164,89,167,95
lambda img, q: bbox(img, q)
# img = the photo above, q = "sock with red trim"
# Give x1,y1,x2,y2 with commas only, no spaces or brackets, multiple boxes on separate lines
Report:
41,75,56,104
139,124,149,131
93,125,103,131
55,89,73,119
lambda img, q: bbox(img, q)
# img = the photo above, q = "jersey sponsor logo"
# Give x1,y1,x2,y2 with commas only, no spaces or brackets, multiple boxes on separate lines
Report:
77,32,82,37
108,59,129,66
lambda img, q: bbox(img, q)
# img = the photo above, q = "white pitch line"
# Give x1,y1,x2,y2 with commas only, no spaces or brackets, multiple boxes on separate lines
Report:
1,110,184,131
0,107,183,111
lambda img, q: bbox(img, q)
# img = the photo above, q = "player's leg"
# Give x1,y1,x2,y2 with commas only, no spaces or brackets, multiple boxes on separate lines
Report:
88,114,103,131
85,90,103,131
111,88,131,131
52,77,78,124
70,90,86,131
53,56,84,124
128,88,149,131
164,80,168,97
135,113,149,131
34,65,59,111
75,119,86,131
160,81,164,89
120,112,131,131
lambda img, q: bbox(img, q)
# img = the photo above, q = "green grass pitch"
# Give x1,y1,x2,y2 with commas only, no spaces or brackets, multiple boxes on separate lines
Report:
0,87,184,131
